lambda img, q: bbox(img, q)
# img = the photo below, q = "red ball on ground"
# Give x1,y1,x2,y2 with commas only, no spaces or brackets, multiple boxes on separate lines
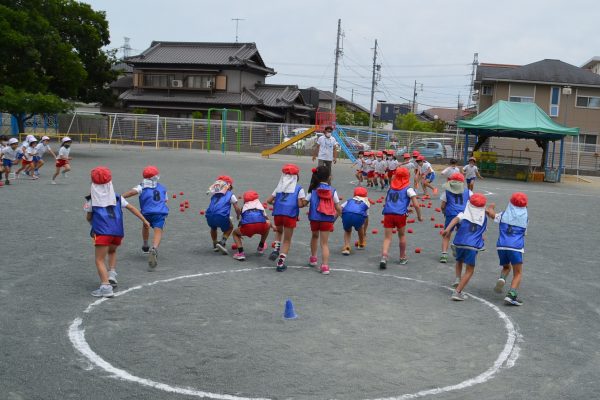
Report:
430,217,435,221
415,247,422,253
179,207,185,212
180,191,184,195
435,207,441,212
263,203,268,208
184,204,189,208
407,228,414,233
231,243,238,250
372,229,378,234
0,181,4,187
199,210,205,215
172,194,177,199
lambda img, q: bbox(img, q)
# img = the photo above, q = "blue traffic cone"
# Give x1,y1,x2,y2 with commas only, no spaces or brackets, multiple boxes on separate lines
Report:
283,299,297,319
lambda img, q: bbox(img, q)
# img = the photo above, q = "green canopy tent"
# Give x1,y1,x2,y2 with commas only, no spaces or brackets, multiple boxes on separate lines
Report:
457,101,579,182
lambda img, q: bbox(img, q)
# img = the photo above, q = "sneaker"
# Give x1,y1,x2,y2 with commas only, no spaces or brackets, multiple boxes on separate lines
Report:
212,244,220,252
5,180,10,185
216,239,229,255
357,242,365,250
91,285,114,298
320,264,330,275
308,256,318,268
276,258,287,272
233,251,246,261
50,180,55,185
504,291,523,306
148,247,158,270
142,245,150,254
31,175,39,180
399,258,408,265
451,290,467,301
452,277,461,288
108,271,118,287
439,253,448,263
342,246,351,256
34,170,40,176
256,244,266,255
268,250,280,261
494,277,506,293
379,257,388,269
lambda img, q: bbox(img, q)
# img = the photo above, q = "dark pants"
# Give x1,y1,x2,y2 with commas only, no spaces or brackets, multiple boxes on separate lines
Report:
318,159,332,173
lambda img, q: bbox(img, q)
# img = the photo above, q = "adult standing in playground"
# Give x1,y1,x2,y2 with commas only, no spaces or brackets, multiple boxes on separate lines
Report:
312,126,338,173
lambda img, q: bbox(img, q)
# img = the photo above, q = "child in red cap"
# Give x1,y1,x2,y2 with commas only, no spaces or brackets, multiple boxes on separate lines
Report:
353,151,366,186
231,190,271,261
206,175,240,254
380,167,423,269
415,155,438,196
487,192,529,306
463,157,483,191
443,193,494,301
341,186,370,255
122,165,169,270
84,166,150,297
265,164,306,271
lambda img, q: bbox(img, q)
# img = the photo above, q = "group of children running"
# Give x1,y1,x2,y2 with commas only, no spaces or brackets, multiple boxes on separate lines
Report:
84,157,528,308
0,135,73,185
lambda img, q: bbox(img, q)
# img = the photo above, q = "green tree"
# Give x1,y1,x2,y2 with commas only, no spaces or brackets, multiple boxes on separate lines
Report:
335,105,354,125
395,113,423,131
430,118,447,133
0,0,116,132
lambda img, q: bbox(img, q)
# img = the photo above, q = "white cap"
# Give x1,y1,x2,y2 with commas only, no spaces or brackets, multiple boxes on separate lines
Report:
8,138,19,145
28,136,38,143
41,136,50,141
61,136,72,143
26,134,35,141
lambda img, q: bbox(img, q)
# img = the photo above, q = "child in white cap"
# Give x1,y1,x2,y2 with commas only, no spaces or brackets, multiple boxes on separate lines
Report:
52,137,72,184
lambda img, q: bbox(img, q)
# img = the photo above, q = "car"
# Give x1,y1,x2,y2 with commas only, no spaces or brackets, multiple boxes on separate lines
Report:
395,139,454,160
343,136,371,152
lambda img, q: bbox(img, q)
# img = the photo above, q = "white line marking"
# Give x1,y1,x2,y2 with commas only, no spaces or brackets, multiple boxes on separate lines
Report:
68,267,521,400
482,186,598,198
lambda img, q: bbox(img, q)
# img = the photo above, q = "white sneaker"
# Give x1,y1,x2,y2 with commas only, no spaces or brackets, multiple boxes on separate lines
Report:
494,277,506,293
452,277,460,288
91,285,114,298
108,271,118,287
51,180,57,185
451,290,467,301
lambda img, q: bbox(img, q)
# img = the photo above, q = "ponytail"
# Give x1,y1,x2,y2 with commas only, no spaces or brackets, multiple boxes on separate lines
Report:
308,166,331,193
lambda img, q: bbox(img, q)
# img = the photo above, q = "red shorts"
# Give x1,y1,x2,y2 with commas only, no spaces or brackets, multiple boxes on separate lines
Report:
378,173,386,179
240,222,269,237
56,159,68,168
387,170,395,179
367,171,375,178
21,160,33,166
274,215,297,229
310,220,334,232
94,235,123,246
383,214,407,229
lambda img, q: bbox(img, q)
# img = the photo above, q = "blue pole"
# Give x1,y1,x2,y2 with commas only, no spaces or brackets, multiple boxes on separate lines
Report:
558,137,564,182
463,131,469,164
551,141,556,168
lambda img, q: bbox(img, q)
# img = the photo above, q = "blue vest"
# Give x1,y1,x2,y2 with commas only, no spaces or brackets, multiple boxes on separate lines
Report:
241,209,267,225
382,188,410,215
445,189,470,217
139,183,169,215
206,191,233,218
308,183,336,222
497,222,526,250
453,217,487,250
273,185,302,218
343,199,369,217
91,196,125,237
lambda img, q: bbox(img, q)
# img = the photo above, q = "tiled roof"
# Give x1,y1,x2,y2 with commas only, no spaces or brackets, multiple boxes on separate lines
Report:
421,107,467,122
110,75,132,89
302,87,370,113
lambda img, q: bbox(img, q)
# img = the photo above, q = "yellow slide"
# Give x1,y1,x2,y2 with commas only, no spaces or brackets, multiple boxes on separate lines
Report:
261,127,317,157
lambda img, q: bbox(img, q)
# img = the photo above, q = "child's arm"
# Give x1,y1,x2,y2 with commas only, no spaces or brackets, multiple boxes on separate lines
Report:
440,200,447,215
312,144,320,161
486,203,496,219
121,189,139,199
335,202,342,217
476,168,484,179
442,216,460,237
333,146,338,164
265,194,275,205
49,147,57,158
233,203,242,220
125,204,150,229
410,196,423,222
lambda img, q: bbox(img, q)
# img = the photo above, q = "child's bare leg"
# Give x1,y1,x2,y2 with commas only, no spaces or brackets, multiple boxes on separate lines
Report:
398,227,407,259
357,224,366,244
319,231,331,265
210,229,218,244
52,167,61,180
456,265,475,292
142,224,150,245
152,228,162,248
94,246,110,284
381,228,393,257
500,264,511,280
442,232,452,253
223,225,233,241
455,260,464,279
232,228,243,248
259,222,270,244
310,231,319,258
280,227,294,255
63,164,71,173
107,245,118,272
343,230,351,249
510,264,523,290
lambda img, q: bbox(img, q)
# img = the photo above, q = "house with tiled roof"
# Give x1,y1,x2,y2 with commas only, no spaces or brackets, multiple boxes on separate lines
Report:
116,41,313,123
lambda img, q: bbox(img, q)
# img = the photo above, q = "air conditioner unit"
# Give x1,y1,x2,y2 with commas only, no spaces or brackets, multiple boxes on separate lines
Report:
204,80,213,89
171,80,183,88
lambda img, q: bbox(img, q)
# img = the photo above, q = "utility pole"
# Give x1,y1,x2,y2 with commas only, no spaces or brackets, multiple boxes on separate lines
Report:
369,39,379,130
411,80,423,114
332,19,343,112
467,52,479,109
351,88,354,103
231,18,245,43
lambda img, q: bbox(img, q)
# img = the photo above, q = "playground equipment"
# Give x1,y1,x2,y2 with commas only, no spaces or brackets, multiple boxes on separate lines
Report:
261,126,317,157
206,108,242,153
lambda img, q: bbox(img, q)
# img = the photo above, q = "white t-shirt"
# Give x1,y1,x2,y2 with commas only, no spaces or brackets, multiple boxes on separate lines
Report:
35,143,52,157
463,164,479,179
441,166,461,177
23,146,37,161
271,188,306,199
374,159,387,174
406,187,417,198
85,196,129,211
364,159,374,172
440,189,473,202
58,147,70,160
316,135,338,161
354,158,364,170
387,159,399,171
18,141,28,154
420,161,433,174
305,190,340,203
1,146,18,161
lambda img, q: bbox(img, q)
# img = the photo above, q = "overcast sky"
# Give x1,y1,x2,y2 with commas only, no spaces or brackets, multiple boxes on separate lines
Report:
85,0,600,111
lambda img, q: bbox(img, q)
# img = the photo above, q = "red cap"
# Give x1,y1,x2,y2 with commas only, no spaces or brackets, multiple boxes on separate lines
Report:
448,173,465,182
469,193,487,207
376,151,383,157
391,167,410,190
142,165,159,179
403,153,411,159
412,150,420,157
282,163,300,175
417,155,426,161
243,190,259,203
510,192,528,207
91,166,112,184
354,187,368,197
311,167,317,173
386,150,395,155
218,175,233,185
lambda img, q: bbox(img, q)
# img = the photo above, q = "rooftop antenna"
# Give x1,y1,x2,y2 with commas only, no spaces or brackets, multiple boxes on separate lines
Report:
122,37,132,59
467,52,479,109
232,18,245,43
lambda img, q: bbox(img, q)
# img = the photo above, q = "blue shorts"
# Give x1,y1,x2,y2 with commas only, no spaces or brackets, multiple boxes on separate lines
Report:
361,171,368,177
2,159,13,168
444,214,458,230
143,213,167,229
32,156,41,162
206,215,232,232
454,247,478,266
498,250,523,266
466,177,475,185
16,153,23,160
342,213,367,232
425,172,435,182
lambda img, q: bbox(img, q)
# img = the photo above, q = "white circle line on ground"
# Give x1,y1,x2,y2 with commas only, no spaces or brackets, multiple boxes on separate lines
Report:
68,267,521,400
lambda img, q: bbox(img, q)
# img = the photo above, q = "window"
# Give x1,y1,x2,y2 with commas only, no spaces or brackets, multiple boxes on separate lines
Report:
576,95,600,108
509,96,534,103
186,75,215,89
578,134,598,152
509,83,535,103
143,74,170,87
549,87,560,117
482,85,493,95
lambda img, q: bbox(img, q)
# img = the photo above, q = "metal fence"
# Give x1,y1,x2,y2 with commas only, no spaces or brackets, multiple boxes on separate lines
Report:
0,113,59,136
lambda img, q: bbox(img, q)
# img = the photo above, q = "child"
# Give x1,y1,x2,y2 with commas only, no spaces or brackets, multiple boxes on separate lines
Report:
33,136,57,176
353,151,365,186
341,186,370,255
232,190,271,261
439,173,471,263
379,167,423,269
364,152,375,187
15,137,39,179
122,166,169,270
305,166,342,275
441,159,461,179
374,151,387,189
52,137,72,184
1,138,19,185
463,157,483,191
266,164,306,272
442,193,492,301
205,175,241,254
84,166,150,297
410,150,421,189
487,192,528,306
16,135,34,161
416,155,438,196
386,151,399,182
